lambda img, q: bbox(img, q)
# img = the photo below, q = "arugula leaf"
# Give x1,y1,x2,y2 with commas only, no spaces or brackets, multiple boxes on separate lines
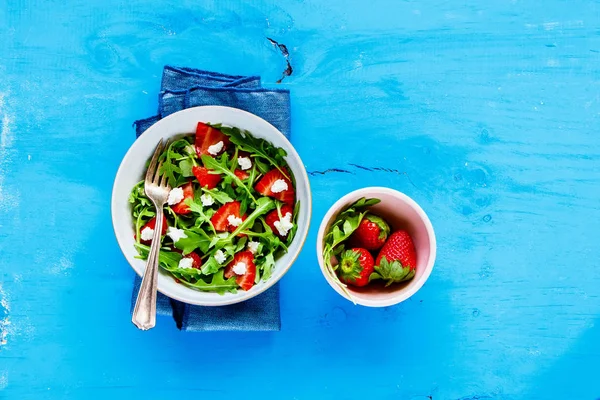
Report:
321,197,381,302
200,257,220,275
174,228,211,255
201,187,233,204
178,270,238,294
235,236,248,252
134,207,155,245
179,159,194,177
220,126,290,179
260,251,276,281
185,198,215,233
286,201,301,247
201,154,257,203
134,244,182,270
371,257,416,286
159,142,182,187
229,197,276,237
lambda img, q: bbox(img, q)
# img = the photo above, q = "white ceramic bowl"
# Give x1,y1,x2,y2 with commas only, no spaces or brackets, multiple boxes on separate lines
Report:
112,106,312,306
316,187,436,307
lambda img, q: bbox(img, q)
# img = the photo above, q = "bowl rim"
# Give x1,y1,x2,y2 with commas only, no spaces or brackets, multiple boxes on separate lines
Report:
316,186,436,307
111,105,312,306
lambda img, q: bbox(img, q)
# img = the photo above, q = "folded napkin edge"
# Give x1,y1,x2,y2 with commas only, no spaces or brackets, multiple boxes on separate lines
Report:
160,85,290,96
163,65,255,83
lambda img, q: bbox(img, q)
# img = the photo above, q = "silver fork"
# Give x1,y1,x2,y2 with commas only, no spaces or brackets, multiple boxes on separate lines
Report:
132,139,171,330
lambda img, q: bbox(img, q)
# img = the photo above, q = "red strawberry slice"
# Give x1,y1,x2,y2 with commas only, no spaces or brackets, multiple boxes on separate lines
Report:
192,166,222,189
195,122,230,157
210,201,246,232
265,205,294,237
224,251,256,291
254,169,295,205
138,214,168,244
170,181,194,215
234,169,249,181
186,252,202,269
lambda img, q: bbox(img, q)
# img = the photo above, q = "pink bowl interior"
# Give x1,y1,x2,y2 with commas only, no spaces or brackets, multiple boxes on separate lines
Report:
319,188,435,306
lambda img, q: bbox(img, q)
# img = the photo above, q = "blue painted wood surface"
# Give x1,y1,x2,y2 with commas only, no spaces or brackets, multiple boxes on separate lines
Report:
1,1,599,399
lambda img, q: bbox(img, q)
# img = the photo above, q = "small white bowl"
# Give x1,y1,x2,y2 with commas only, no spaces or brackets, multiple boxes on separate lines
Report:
112,106,312,306
316,187,436,307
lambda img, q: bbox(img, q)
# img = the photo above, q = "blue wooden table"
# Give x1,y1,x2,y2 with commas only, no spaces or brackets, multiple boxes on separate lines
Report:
1,1,599,399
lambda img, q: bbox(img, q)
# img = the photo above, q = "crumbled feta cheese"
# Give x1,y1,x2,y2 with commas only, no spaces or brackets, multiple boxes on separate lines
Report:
232,262,247,275
140,227,155,241
214,250,226,264
227,214,243,227
238,156,252,171
271,179,288,193
167,227,187,243
167,187,184,205
178,257,194,269
274,212,293,236
207,141,224,155
247,241,260,254
200,193,214,206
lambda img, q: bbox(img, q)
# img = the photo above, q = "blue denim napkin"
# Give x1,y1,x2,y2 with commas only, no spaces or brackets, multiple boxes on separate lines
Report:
131,66,291,331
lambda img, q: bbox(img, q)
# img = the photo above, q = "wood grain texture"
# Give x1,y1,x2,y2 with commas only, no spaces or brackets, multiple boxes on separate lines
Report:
1,0,600,399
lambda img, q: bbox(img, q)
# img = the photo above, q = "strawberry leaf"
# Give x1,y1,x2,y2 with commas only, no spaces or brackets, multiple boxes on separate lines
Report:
374,256,415,286
364,213,390,241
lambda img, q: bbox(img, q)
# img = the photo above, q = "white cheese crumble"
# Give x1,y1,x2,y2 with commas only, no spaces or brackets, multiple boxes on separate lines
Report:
167,187,184,205
167,227,187,243
237,156,252,171
207,141,224,155
274,212,293,236
227,214,243,227
178,257,194,269
214,250,226,264
232,261,247,275
140,227,155,241
271,179,288,193
247,241,260,254
200,193,214,206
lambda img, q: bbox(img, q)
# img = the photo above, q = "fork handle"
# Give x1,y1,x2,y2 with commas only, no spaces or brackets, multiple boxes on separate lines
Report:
132,207,165,330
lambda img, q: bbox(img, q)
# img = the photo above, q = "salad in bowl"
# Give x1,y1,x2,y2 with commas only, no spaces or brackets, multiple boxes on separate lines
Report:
112,106,311,306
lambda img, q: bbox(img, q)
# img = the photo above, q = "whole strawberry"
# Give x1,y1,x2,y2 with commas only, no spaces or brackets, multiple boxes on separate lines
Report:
337,248,375,287
374,230,417,285
350,214,390,250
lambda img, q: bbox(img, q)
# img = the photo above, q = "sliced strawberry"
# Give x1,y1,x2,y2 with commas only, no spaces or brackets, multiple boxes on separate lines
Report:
195,122,230,157
170,181,194,215
254,169,295,205
187,252,202,269
224,251,256,291
137,214,168,244
192,166,222,189
210,201,246,232
265,205,294,238
234,169,249,181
